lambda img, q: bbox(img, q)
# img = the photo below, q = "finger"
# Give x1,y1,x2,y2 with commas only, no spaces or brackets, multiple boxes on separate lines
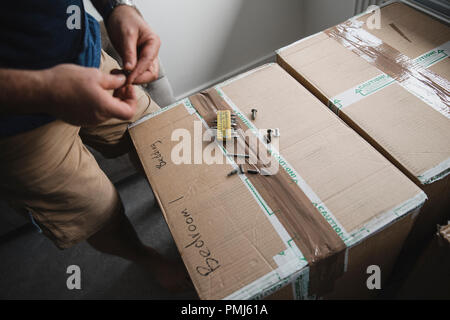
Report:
114,84,137,103
122,31,139,72
132,59,160,84
132,70,158,84
105,95,137,120
100,87,137,120
127,36,160,84
100,72,127,90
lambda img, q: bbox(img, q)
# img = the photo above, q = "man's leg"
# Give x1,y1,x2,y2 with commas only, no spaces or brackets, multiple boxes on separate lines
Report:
0,119,189,292
0,121,121,250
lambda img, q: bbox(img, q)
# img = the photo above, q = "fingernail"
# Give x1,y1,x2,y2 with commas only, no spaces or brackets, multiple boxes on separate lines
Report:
116,74,126,81
125,62,133,70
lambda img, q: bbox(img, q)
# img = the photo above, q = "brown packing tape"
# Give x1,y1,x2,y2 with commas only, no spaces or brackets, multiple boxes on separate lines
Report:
189,89,347,296
324,20,450,115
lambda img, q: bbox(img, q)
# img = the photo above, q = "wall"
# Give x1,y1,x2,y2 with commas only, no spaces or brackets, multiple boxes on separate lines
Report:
137,0,309,100
85,0,358,102
303,0,356,36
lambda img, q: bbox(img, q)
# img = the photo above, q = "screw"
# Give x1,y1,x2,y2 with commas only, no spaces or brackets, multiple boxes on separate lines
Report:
251,109,257,120
229,154,250,159
273,128,280,137
227,169,239,177
266,129,272,143
239,165,244,174
247,169,260,175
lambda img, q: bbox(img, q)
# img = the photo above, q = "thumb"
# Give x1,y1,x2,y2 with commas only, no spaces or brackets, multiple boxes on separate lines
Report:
100,72,127,90
103,92,137,120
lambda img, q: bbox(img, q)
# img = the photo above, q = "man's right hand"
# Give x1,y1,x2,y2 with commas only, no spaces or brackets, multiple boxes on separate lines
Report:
42,64,137,126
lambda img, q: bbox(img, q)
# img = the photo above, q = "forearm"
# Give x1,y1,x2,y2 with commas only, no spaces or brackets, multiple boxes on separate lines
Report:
0,68,50,115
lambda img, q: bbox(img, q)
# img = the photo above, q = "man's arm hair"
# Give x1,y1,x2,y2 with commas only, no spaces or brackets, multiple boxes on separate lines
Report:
0,68,50,115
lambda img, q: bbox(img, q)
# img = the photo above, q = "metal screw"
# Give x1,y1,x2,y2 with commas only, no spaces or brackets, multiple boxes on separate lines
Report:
266,129,272,143
247,169,260,175
227,169,239,177
273,128,280,137
229,154,250,159
251,109,257,120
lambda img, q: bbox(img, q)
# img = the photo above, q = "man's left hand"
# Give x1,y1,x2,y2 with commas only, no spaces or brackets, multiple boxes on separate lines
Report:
106,5,161,85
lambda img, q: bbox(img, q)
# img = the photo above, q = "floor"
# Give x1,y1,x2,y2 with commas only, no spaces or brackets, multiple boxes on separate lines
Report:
0,151,198,300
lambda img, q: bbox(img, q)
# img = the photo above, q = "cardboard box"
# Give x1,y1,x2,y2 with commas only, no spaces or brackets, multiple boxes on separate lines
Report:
277,2,450,247
129,63,425,299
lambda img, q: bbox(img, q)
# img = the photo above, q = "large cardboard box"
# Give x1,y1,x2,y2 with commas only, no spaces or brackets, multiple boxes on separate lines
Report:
277,2,450,247
129,64,425,299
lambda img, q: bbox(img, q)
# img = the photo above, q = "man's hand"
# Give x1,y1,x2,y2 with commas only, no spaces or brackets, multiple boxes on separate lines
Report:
43,64,137,126
106,6,161,85
0,65,137,126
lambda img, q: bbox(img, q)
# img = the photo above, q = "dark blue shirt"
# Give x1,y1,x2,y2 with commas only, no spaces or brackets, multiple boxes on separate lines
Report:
0,1,102,137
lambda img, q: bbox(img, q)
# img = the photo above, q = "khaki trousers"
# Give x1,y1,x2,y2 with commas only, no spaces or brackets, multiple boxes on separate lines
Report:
0,51,160,249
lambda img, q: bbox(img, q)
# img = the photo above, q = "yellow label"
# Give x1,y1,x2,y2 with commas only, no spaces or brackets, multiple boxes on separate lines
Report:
217,110,232,141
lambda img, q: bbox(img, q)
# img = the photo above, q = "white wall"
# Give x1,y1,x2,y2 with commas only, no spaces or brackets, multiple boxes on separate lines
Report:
303,0,356,36
85,0,356,101
135,0,306,100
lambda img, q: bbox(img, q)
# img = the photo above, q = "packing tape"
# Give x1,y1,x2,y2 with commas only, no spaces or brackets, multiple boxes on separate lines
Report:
328,40,450,118
215,86,352,245
184,98,310,300
418,157,450,185
292,267,317,300
325,19,449,118
323,18,450,184
275,32,326,55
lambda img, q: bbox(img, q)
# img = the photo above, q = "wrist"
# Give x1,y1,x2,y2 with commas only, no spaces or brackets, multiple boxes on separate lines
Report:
99,0,137,23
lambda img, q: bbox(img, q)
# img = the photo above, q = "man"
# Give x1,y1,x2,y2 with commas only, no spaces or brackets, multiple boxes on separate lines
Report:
0,0,189,291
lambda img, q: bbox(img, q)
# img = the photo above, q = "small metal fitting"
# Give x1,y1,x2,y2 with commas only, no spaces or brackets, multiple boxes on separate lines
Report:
251,109,257,120
266,129,272,144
